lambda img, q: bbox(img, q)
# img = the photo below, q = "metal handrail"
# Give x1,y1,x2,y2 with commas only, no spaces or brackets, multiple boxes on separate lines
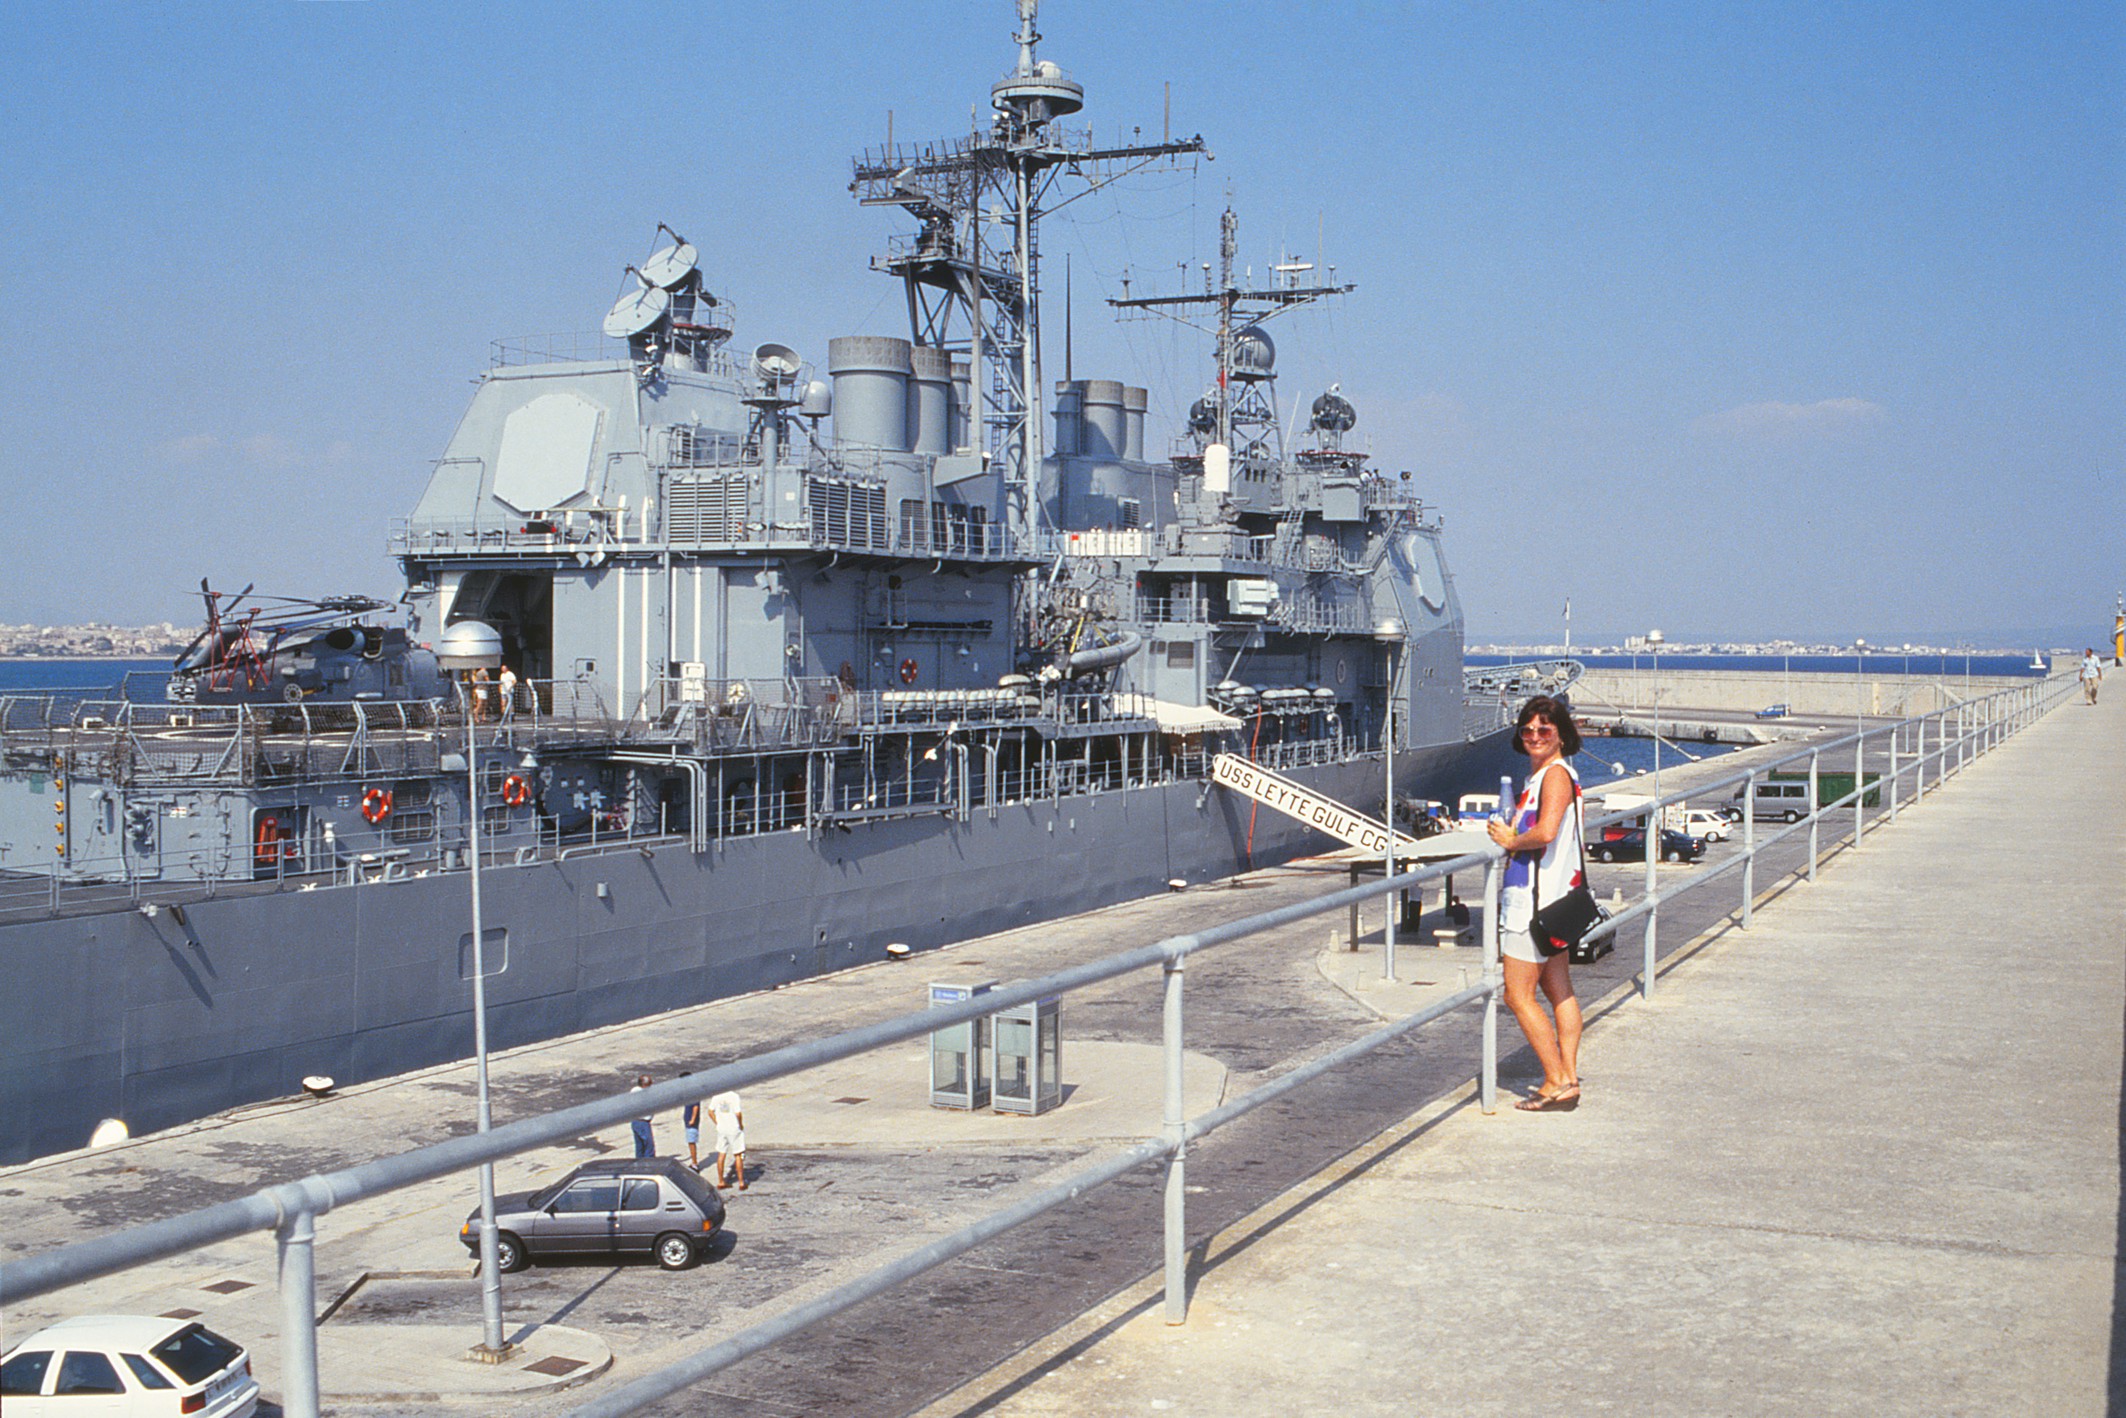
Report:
0,672,2074,1418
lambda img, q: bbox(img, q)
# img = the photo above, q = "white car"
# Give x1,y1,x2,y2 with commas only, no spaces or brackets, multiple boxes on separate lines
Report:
1679,810,1731,842
0,1316,258,1417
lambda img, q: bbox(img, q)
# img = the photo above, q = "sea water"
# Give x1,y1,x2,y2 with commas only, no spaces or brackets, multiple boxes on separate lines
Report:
1468,651,2045,679
0,659,168,696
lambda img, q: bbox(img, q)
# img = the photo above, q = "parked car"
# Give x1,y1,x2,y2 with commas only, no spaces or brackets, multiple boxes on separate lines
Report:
1679,809,1730,842
1747,778,1813,823
1755,703,1791,718
1587,827,1707,864
1,1316,258,1416
463,1156,727,1272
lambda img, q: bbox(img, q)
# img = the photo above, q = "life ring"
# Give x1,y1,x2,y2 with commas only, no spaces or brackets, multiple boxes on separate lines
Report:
502,774,532,808
254,814,282,867
361,788,393,824
898,657,920,685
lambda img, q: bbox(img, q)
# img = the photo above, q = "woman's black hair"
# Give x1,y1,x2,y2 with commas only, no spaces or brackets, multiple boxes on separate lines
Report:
1512,695,1583,757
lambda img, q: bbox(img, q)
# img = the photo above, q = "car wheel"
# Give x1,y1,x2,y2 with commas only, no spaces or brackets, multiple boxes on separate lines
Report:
656,1232,698,1271
1666,848,1682,863
1783,809,1800,823
1596,847,1614,864
494,1232,528,1274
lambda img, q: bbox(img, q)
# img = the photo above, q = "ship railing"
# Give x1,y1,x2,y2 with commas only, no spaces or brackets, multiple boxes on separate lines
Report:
391,500,649,555
1135,594,1211,624
1461,659,1587,743
0,675,2081,1416
488,331,740,376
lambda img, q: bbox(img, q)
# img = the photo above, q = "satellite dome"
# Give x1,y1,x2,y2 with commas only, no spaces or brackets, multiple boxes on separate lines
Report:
1310,387,1357,433
1230,325,1275,381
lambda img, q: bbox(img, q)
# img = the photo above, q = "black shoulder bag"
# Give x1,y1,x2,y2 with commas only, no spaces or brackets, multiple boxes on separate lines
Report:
1527,773,1611,964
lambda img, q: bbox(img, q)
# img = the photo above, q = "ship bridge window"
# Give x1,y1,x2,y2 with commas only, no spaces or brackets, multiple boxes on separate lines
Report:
1119,498,1142,529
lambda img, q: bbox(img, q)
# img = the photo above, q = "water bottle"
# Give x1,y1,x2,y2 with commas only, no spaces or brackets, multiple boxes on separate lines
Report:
1494,774,1517,831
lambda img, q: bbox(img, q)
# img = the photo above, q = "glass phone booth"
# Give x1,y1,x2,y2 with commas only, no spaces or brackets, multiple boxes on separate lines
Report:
991,994,1062,1116
928,981,997,1110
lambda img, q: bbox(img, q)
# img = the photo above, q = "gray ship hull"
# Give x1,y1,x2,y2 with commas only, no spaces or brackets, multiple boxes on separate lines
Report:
0,733,1513,1164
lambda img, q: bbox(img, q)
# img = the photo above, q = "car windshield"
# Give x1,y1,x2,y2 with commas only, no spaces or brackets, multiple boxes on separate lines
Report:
150,1325,242,1384
1,1351,52,1395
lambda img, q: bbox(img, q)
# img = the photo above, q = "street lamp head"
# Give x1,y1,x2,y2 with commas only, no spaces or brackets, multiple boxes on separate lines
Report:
1373,617,1407,644
436,619,504,671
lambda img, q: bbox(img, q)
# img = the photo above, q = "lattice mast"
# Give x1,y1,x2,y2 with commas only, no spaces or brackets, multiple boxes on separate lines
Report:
850,0,1204,535
1110,207,1355,463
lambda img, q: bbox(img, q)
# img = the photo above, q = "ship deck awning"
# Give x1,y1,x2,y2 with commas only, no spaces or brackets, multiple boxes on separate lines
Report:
1112,696,1242,735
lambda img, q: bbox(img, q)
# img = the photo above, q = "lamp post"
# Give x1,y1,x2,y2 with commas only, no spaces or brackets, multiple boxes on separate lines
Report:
1375,617,1406,981
1647,629,1665,831
436,619,510,1360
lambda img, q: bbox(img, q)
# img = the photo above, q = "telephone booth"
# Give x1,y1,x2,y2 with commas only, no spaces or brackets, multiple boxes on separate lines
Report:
991,995,1062,1116
928,981,997,1110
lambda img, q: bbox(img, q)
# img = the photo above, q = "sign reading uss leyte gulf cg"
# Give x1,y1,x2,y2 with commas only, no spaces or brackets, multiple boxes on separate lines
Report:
1210,754,1423,856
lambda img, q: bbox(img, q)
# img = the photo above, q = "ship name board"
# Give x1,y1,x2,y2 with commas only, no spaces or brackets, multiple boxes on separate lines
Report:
1210,754,1418,856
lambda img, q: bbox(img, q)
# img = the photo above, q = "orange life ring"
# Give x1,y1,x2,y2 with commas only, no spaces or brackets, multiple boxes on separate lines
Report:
254,814,281,867
361,788,393,824
501,774,532,807
898,657,919,685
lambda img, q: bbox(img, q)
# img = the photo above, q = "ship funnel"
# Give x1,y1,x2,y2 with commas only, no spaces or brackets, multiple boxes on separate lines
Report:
1123,386,1148,461
828,335,914,451
907,344,954,455
1080,379,1126,459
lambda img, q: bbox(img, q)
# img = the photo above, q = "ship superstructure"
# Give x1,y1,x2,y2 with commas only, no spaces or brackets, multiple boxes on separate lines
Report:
0,1,1572,1164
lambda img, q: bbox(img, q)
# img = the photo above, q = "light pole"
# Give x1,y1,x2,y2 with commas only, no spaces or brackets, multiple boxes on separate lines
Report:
1647,629,1665,833
436,619,510,1361
1375,617,1406,981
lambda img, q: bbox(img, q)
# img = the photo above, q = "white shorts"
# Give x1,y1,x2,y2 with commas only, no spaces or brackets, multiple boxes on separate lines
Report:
1501,925,1554,966
717,1128,744,1155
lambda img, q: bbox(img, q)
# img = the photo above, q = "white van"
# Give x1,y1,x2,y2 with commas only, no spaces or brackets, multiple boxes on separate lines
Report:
1748,779,1811,823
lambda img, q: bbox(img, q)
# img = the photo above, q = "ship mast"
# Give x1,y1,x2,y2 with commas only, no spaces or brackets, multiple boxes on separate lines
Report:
850,0,1204,538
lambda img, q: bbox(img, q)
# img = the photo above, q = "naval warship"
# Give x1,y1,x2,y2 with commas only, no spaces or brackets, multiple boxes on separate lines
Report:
0,2,1574,1164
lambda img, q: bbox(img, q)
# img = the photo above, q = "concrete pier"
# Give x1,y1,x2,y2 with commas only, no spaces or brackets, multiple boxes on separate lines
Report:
2,684,2108,1416
921,686,2123,1417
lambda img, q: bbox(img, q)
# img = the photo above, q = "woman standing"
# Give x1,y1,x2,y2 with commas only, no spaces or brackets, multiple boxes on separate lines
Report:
1486,695,1588,1111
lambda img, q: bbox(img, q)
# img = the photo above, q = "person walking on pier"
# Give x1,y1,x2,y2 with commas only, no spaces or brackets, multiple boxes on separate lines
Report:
2081,649,2103,704
710,1089,746,1189
1488,696,1587,1112
630,1074,656,1157
680,1071,703,1169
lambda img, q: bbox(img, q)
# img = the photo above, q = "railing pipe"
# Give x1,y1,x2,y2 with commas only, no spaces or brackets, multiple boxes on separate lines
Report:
1741,770,1755,928
276,1206,320,1418
1162,958,1187,1323
1480,856,1501,1113
1808,750,1821,882
1641,802,1658,999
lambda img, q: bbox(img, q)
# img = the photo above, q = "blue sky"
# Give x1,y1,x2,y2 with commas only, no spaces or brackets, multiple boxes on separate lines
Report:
0,1,2117,646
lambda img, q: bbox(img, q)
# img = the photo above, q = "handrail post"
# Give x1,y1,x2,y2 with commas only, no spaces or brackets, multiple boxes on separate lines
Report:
1480,857,1500,1113
1807,750,1820,883
277,1208,321,1418
1853,724,1866,846
1161,956,1187,1324
1741,770,1755,928
1641,809,1658,999
1887,733,1899,823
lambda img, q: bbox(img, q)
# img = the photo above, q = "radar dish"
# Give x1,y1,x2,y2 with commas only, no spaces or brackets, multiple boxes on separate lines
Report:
641,240,699,291
752,343,801,381
602,284,670,339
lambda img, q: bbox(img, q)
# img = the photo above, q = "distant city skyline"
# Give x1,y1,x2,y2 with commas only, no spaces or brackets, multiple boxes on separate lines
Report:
1,1,2116,638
